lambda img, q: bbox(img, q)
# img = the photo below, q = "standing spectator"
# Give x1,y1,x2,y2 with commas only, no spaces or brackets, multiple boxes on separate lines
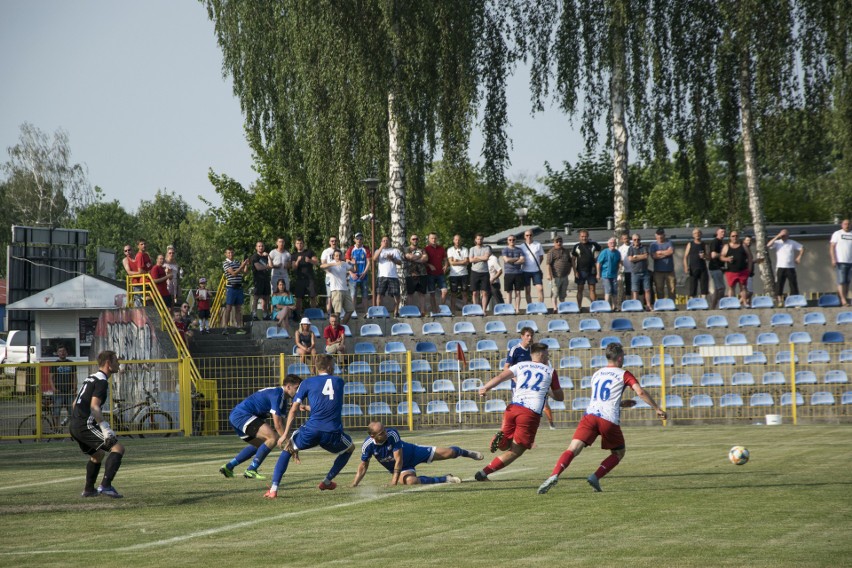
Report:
424,232,448,314
321,249,355,325
250,241,272,320
708,227,727,309
521,230,545,307
271,279,296,332
596,238,621,310
447,234,470,313
617,233,633,306
150,254,173,308
683,229,709,299
742,235,763,304
292,237,319,315
720,230,752,306
571,229,601,308
294,317,317,364
768,229,804,306
134,239,153,304
628,234,653,311
501,235,525,312
164,245,180,307
222,246,250,334
830,219,852,306
323,313,347,355
403,234,428,314
469,234,492,312
194,277,212,334
174,302,194,345
320,236,340,315
487,251,505,307
345,232,372,316
649,228,676,300
268,237,292,295
122,243,142,307
373,236,403,316
545,236,572,313
52,345,75,426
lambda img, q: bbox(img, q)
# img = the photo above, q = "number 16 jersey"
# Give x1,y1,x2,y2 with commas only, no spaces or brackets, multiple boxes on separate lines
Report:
586,366,638,425
509,361,559,415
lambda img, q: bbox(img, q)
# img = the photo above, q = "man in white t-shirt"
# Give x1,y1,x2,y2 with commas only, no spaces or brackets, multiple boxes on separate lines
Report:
767,229,804,306
320,236,340,314
617,233,633,306
538,342,666,494
521,230,545,307
372,236,403,316
268,237,292,294
320,249,354,324
446,234,469,313
830,219,852,306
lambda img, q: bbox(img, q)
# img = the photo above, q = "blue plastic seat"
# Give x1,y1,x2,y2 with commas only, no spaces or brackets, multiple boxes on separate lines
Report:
426,400,450,414
432,378,456,392
453,321,476,335
541,337,561,350
265,327,278,339
276,328,291,338
415,341,437,353
640,374,662,387
397,401,422,415
803,312,826,326
455,399,479,413
621,299,644,312
654,298,676,311
348,361,372,375
548,398,567,410
690,394,713,408
841,349,852,362
342,403,363,416
686,298,709,310
287,363,311,376
373,380,397,394
661,334,685,348
775,351,799,364
822,331,845,344
789,331,812,344
343,325,353,337
391,323,414,336
706,315,729,329
693,334,716,347
507,338,521,351
411,359,432,374
590,300,612,313
484,320,508,334
630,335,654,349
445,340,468,353
611,318,634,331
632,397,651,409
807,350,830,364
484,399,507,413
590,355,607,368
744,352,767,365
569,337,592,350
354,342,377,354
600,335,620,349
771,313,794,327
731,372,755,386
818,294,841,307
757,332,780,345
719,297,741,310
674,316,697,330
824,370,849,384
761,371,785,385
431,304,453,317
681,353,704,366
651,354,674,367
750,393,774,407
624,354,643,367
404,379,426,393
303,308,325,320
311,325,321,337
367,401,393,415
384,342,407,355
811,392,835,405
557,301,581,314
469,358,491,372
750,295,774,309
493,303,516,316
571,397,591,411
476,339,499,352
784,294,807,308
719,393,744,407
780,392,804,406
560,356,583,369
462,304,485,317
360,323,383,337
461,378,484,391
665,394,684,408
795,370,817,385
837,312,852,325
526,302,548,315
367,306,390,319
642,316,665,330
579,319,601,332
738,314,761,328
437,359,461,373
558,376,574,390
516,319,539,333
344,381,367,395
398,305,422,318
725,333,748,346
713,355,736,366
422,322,446,335
842,392,852,405
548,319,570,333
699,373,724,387
670,373,693,387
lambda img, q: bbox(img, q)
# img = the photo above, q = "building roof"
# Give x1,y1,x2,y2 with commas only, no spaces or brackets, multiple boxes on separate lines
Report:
6,274,125,311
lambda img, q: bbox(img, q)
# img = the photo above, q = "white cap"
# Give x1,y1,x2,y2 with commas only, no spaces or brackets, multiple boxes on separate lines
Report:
300,317,311,325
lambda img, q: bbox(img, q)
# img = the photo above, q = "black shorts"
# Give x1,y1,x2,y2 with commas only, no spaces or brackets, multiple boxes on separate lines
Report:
292,277,317,299
504,272,525,292
449,275,470,293
377,277,400,297
406,275,427,294
239,416,264,442
470,271,490,292
70,419,116,456
198,309,211,319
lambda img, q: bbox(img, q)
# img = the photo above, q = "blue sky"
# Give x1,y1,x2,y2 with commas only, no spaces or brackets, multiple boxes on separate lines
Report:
1,1,586,212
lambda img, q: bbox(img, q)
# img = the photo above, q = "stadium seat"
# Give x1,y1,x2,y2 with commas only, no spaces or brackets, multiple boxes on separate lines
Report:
493,303,516,316
719,297,741,310
811,392,835,405
837,312,852,325
548,319,570,333
686,298,709,310
670,373,693,387
600,335,620,349
590,356,607,368
750,295,774,309
789,331,812,344
265,327,278,339
700,373,724,387
681,353,704,366
374,380,397,394
569,337,592,349
621,299,644,312
287,363,311,376
557,301,581,314
354,342,377,354
462,304,485,317
432,378,456,392
484,320,508,334
430,305,452,317
484,399,507,413
719,393,744,407
624,354,643,367
541,337,561,350
693,334,716,347
689,394,713,408
674,316,697,330
516,319,539,333
558,376,574,390
652,354,674,367
398,305,421,318
367,401,393,415
493,377,512,391
590,300,612,313
784,294,807,308
775,351,799,364
391,323,415,336
807,350,830,364
795,370,817,384
303,308,325,320
342,403,363,416
818,294,841,307
640,374,662,387
706,315,729,328
770,313,794,327
572,397,591,411
411,360,431,375
343,325,353,337
559,356,583,369
461,378,484,392
415,341,438,353
348,361,372,375
456,399,479,413
749,393,774,407
713,356,736,366
397,401,422,415
507,338,521,351
367,306,390,319
744,352,767,365
762,371,785,385
632,397,651,409
579,319,602,332
476,339,499,352
437,359,461,373
453,321,476,335
631,335,654,349
803,312,827,326
642,316,665,330
841,349,852,362
780,392,804,406
422,322,446,335
445,340,468,353
548,398,567,410
344,381,367,395
841,392,852,405
662,334,685,348
276,328,291,338
311,325,321,338
665,394,684,408
610,318,634,331
824,370,849,384
653,298,676,311
756,332,780,345
383,342,406,355
526,302,548,315
731,372,755,386
404,379,426,394
469,358,491,372
426,400,450,414
360,324,383,337
738,314,761,328
725,333,748,346
821,331,844,343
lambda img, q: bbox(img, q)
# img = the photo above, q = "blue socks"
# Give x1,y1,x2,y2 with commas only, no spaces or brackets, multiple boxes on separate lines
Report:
272,451,293,486
228,445,257,470
418,475,447,484
450,446,471,458
249,444,272,471
325,451,353,483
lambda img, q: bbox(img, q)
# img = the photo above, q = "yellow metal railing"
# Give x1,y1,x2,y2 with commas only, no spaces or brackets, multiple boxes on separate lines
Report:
210,273,227,328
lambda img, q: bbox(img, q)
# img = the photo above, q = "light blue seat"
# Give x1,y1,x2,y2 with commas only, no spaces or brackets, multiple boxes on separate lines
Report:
652,354,674,367
775,351,799,364
462,304,485,317
761,371,785,385
807,350,830,364
841,349,852,362
516,319,539,333
731,372,755,386
725,333,748,346
391,322,414,336
342,403,363,416
354,342,377,354
738,314,761,328
600,335,620,349
476,339,499,352
384,342,407,355
541,337,561,350
751,295,774,309
622,300,644,312
397,401,422,415
569,337,592,349
719,393,744,407
398,305,422,318
558,376,574,389
719,297,741,310
686,298,709,310
469,358,491,372
784,294,807,308
276,328,291,338
303,307,326,320
757,332,780,345
642,316,665,330
493,378,512,391
453,321,476,335
367,306,390,319
662,334,685,348
693,334,716,347
411,360,431,375
744,352,767,365
824,370,849,384
706,315,729,329
360,323,383,337
674,316,697,330
367,401,393,415
713,356,736,366
265,327,278,339
378,360,403,374
590,355,607,368
690,394,714,408
811,391,835,405
445,340,468,353
670,373,693,387
342,325,353,337
456,399,479,413
287,363,311,376
803,312,827,326
579,319,601,332
461,378,484,391
818,294,841,307
548,319,570,333
426,400,450,414
432,378,456,392
624,354,643,367
493,303,516,316
404,379,426,393
572,397,591,411
640,374,662,387
507,338,521,351
415,341,438,353
822,331,845,344
590,300,612,313
654,298,676,311
344,381,367,395
633,397,651,409
558,301,581,314
611,318,634,331
484,320,508,334
841,391,852,405
430,305,452,317
780,392,804,406
771,313,794,326
484,399,507,413
311,325,321,337
795,370,817,385
681,353,704,367
348,361,372,375
548,398,567,410
373,380,397,394
789,331,812,344
700,373,724,387
526,302,548,315
836,312,852,325
630,335,654,349
560,356,583,369
437,360,461,373
665,394,684,408
750,393,774,407
422,322,446,335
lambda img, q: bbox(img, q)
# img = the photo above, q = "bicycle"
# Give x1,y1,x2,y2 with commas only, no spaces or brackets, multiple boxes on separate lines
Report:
109,387,175,437
17,396,65,442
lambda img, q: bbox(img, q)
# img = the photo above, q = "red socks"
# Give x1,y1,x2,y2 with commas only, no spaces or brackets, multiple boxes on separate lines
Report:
551,449,575,476
594,454,621,479
483,457,506,475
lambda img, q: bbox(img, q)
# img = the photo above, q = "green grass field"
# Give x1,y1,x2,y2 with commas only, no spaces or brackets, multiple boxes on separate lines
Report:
1,425,850,567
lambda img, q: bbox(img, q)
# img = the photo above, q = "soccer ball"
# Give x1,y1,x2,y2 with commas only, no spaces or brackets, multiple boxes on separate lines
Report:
728,445,750,465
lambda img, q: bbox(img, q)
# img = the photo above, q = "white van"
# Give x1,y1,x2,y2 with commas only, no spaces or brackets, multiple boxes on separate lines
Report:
1,330,37,374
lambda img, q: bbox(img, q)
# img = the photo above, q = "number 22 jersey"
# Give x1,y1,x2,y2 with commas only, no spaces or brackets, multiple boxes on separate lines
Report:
508,361,559,415
586,366,638,425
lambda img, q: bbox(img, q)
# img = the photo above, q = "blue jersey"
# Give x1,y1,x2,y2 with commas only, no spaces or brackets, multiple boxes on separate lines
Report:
360,428,433,473
232,387,286,420
506,343,531,367
293,374,344,432
347,246,370,282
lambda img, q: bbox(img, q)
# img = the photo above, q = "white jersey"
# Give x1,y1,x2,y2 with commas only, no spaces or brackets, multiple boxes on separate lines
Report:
585,366,638,425
447,246,469,276
509,361,559,415
831,229,852,263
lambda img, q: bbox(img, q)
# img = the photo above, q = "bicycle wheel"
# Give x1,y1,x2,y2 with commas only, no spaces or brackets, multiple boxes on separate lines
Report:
135,410,175,438
17,415,53,443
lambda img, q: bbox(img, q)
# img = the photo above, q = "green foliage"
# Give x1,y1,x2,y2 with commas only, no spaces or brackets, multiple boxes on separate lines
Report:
72,192,140,276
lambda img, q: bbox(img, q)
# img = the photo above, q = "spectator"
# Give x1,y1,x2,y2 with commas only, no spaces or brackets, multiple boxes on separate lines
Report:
596,237,621,310
830,219,852,306
174,302,193,345
469,234,492,312
121,243,142,307
617,233,632,306
134,239,153,304
767,230,804,306
720,230,752,306
487,250,505,307
151,254,173,308
51,345,74,426
521,230,545,307
571,229,601,309
683,229,709,299
250,241,273,320
222,246,250,334
649,228,676,300
321,248,355,325
403,234,428,314
294,317,317,364
324,313,346,355
502,235,525,312
268,237,292,295
545,236,572,313
628,234,653,311
424,232,448,314
708,227,727,309
373,236,403,316
271,279,296,332
164,245,180,307
345,232,372,316
320,236,341,315
194,277,212,334
447,234,470,313
292,237,319,315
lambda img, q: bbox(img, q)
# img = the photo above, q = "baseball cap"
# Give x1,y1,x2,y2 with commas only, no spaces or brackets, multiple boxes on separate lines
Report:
354,232,363,239
198,277,207,284
300,317,311,325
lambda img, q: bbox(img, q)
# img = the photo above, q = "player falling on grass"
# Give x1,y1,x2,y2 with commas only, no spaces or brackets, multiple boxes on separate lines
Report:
537,342,667,494
68,350,126,498
351,420,484,487
265,354,354,499
505,326,557,430
220,374,303,480
474,342,564,481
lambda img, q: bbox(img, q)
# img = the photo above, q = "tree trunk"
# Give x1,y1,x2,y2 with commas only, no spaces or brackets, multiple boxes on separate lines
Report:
611,34,629,238
337,186,351,248
388,91,406,249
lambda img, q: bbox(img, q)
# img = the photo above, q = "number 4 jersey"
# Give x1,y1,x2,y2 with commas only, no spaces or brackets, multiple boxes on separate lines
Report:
586,366,638,425
508,361,560,415
293,373,345,432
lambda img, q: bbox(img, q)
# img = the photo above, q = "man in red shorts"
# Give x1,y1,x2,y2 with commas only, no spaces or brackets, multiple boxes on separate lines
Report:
474,343,564,481
537,342,666,494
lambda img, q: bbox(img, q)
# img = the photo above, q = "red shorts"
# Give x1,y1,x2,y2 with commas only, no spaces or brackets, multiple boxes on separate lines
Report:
501,404,542,449
572,414,625,450
725,269,749,288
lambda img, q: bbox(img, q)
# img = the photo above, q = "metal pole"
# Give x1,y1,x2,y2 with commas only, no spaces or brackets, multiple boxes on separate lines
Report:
371,194,377,307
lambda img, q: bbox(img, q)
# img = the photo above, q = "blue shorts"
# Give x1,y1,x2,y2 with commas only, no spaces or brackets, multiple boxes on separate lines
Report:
229,410,262,441
631,271,651,292
523,271,543,287
292,425,353,455
225,287,244,306
427,274,447,293
575,270,597,285
401,444,436,472
602,277,617,296
836,263,852,285
349,279,369,298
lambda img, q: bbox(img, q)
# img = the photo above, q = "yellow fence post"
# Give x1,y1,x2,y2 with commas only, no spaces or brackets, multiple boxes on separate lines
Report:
406,350,414,432
659,345,667,427
279,353,286,385
35,363,43,440
179,356,192,437
790,342,798,426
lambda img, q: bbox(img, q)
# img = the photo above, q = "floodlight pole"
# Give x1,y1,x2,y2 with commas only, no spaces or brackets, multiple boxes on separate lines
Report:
363,178,380,307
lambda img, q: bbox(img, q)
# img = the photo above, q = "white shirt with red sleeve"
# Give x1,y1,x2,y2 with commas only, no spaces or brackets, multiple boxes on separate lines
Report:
508,361,559,415
585,365,638,425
